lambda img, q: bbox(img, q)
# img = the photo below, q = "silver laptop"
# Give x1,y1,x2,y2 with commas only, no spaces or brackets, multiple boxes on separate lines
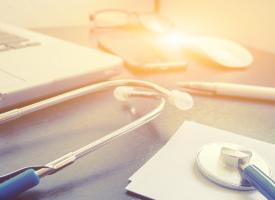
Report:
0,23,122,111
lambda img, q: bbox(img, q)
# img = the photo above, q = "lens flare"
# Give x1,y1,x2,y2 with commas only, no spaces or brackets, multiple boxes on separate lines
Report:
157,31,191,48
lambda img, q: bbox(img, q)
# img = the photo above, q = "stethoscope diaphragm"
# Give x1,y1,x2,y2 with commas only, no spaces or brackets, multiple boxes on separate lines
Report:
196,143,271,190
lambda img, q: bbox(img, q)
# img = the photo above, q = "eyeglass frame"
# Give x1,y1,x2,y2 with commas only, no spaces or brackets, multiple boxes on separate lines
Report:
89,9,174,31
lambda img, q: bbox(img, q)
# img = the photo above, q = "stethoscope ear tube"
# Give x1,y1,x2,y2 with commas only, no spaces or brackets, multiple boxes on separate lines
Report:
242,165,275,200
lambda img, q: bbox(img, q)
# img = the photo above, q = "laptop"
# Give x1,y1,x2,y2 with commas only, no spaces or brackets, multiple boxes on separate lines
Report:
0,23,122,111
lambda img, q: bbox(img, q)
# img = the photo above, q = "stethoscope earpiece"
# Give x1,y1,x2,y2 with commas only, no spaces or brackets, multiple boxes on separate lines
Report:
168,90,193,110
113,86,135,101
114,86,194,111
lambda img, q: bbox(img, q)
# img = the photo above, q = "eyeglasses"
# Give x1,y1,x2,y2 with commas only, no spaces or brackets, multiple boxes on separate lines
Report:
89,9,174,33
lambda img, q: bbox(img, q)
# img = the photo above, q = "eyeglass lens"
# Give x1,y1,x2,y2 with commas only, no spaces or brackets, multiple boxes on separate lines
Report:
93,11,130,27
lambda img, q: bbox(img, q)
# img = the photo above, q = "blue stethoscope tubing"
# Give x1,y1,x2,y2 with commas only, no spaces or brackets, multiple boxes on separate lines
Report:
0,79,193,199
242,165,275,200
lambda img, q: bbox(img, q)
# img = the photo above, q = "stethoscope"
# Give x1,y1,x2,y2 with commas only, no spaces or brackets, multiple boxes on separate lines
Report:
0,79,193,199
196,143,275,199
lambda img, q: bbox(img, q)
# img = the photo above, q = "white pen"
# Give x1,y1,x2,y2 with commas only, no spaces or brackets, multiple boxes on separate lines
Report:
178,81,275,101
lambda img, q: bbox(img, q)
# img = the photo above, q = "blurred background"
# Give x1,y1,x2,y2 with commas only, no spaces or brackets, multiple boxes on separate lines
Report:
0,0,274,53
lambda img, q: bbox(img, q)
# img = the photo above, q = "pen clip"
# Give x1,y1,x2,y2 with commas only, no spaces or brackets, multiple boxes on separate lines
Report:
178,81,218,94
178,87,215,96
0,166,48,183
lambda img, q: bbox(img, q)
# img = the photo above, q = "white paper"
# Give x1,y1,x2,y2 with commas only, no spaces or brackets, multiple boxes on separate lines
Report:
126,121,275,200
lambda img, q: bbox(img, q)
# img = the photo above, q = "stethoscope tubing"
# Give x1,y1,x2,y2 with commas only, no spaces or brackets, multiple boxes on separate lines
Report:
0,79,172,200
242,165,275,200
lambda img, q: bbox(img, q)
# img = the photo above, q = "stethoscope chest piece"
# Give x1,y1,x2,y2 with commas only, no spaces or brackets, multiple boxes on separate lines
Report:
196,143,271,191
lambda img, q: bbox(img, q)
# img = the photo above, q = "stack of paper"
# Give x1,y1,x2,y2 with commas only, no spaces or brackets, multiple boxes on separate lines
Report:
126,121,275,200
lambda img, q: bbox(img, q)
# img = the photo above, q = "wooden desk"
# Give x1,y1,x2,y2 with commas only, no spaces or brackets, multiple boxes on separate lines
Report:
0,26,275,200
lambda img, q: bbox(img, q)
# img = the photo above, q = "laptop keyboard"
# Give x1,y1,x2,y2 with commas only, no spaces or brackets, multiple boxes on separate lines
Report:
0,30,40,52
